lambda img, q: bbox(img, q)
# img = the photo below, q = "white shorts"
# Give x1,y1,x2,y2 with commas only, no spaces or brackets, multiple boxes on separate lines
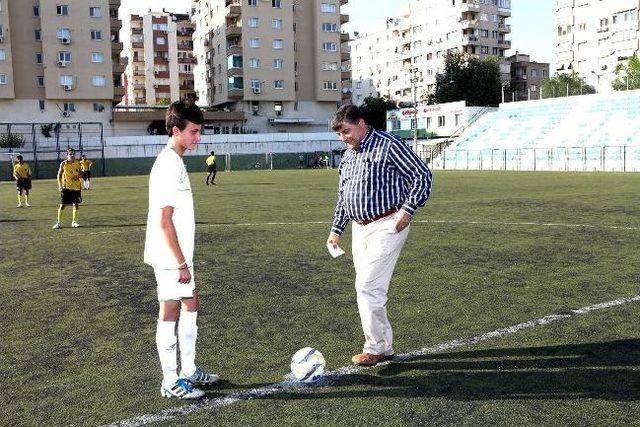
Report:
154,267,196,301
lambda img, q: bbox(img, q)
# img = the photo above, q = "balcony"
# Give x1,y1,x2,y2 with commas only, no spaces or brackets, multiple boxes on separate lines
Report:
178,57,196,64
498,23,511,32
154,84,170,92
113,60,127,74
177,27,195,37
113,86,125,98
132,56,144,64
498,39,511,47
340,32,349,43
341,51,350,61
227,45,242,56
132,27,143,35
108,0,121,6
227,68,243,77
133,68,145,76
340,14,349,24
132,41,144,49
178,41,194,50
498,6,511,16
226,3,241,18
112,41,124,51
180,82,195,90
226,24,242,38
228,88,243,99
111,18,122,30
134,97,146,104
154,57,169,64
340,0,347,4
133,83,146,90
460,19,479,28
461,1,480,12
154,71,170,78
461,35,479,44
341,70,350,80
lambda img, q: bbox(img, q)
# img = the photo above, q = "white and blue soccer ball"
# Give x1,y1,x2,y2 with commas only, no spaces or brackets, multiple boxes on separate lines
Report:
290,347,325,383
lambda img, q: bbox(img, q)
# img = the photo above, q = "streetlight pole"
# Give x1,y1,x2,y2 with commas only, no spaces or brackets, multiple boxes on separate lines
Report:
410,67,422,152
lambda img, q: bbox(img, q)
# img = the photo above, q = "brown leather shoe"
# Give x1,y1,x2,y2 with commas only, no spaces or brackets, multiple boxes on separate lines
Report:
351,352,394,366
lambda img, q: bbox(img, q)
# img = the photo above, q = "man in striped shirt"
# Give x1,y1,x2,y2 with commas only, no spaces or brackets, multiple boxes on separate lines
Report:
327,105,433,367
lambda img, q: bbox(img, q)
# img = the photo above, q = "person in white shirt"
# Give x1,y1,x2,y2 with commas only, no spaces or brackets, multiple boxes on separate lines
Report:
144,101,218,399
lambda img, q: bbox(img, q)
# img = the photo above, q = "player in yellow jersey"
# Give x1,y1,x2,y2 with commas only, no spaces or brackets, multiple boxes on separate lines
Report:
79,154,93,190
13,155,32,208
205,151,216,185
52,148,83,229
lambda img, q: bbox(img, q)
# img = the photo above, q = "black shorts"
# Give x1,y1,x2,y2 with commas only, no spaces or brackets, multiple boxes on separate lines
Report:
61,189,82,205
207,165,217,173
16,178,31,191
81,170,91,179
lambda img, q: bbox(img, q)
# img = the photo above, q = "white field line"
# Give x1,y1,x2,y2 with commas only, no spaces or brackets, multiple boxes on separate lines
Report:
103,294,640,427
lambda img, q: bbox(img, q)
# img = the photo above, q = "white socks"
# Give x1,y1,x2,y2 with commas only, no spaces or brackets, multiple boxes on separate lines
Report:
178,310,198,377
156,320,178,385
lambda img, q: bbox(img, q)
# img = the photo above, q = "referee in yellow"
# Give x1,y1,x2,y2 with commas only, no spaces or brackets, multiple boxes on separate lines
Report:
13,155,32,208
52,148,83,229
205,151,217,185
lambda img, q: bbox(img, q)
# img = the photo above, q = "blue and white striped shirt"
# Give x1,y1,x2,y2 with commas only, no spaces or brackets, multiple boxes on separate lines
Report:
331,127,433,235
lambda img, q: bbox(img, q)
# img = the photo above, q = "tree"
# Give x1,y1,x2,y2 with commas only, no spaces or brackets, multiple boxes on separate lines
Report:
360,96,397,131
541,72,595,98
612,55,640,91
0,133,25,148
428,51,502,106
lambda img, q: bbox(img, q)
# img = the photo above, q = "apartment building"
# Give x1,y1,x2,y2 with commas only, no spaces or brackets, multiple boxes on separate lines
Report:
507,52,549,101
192,0,350,133
0,0,123,123
409,0,512,99
121,10,196,106
350,16,413,106
555,0,640,93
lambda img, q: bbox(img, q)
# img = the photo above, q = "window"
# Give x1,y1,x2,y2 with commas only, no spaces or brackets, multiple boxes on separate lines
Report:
92,75,106,86
58,28,71,40
273,39,283,49
249,58,260,68
0,49,4,61
0,73,6,85
33,6,40,16
93,103,105,112
480,46,489,54
35,53,42,63
272,19,282,29
91,52,104,63
35,29,41,41
227,54,242,68
228,76,244,90
60,75,73,86
57,5,69,15
248,17,259,28
250,79,260,90
39,100,45,110
248,0,257,5
152,23,168,31
321,3,336,13
321,23,337,32
272,0,281,8
323,81,338,90
156,37,166,45
89,7,101,17
321,61,338,70
274,80,284,89
63,102,75,112
249,38,260,47
322,42,337,51
273,58,283,68
37,76,44,87
58,51,71,63
90,30,102,40
438,115,445,127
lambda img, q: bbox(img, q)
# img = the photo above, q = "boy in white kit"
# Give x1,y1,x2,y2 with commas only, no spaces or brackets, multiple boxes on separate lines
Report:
144,101,218,399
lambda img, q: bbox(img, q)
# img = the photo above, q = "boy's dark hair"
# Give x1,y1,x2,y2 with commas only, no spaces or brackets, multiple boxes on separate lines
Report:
210,151,215,155
165,100,204,136
67,148,76,154
330,105,368,131
16,155,23,160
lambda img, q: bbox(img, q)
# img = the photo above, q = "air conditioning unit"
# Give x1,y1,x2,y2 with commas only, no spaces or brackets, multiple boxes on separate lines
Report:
252,87,261,94
62,111,70,117
57,61,67,67
97,105,105,112
0,35,4,43
63,84,73,91
61,37,70,44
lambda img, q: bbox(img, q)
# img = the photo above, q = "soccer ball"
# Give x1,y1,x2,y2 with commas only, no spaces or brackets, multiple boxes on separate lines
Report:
290,347,325,383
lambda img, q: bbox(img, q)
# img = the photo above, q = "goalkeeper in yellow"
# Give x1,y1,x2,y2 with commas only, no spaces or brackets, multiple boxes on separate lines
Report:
53,148,83,229
80,154,93,190
205,151,216,185
13,155,32,208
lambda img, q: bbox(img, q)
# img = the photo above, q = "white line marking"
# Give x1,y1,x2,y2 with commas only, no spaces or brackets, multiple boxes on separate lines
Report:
104,294,640,427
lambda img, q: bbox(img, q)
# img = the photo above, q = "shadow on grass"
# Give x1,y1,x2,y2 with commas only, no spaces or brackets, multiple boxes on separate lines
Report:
0,219,27,223
269,339,640,401
92,223,146,228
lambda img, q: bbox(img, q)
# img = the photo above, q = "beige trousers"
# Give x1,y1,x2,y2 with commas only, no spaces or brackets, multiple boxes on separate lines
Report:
352,214,410,355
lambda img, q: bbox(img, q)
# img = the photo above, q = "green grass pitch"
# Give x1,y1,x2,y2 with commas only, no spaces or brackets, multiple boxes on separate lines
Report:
2,169,640,426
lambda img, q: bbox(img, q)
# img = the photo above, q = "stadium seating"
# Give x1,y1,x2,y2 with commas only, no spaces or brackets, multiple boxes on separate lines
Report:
435,89,640,172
